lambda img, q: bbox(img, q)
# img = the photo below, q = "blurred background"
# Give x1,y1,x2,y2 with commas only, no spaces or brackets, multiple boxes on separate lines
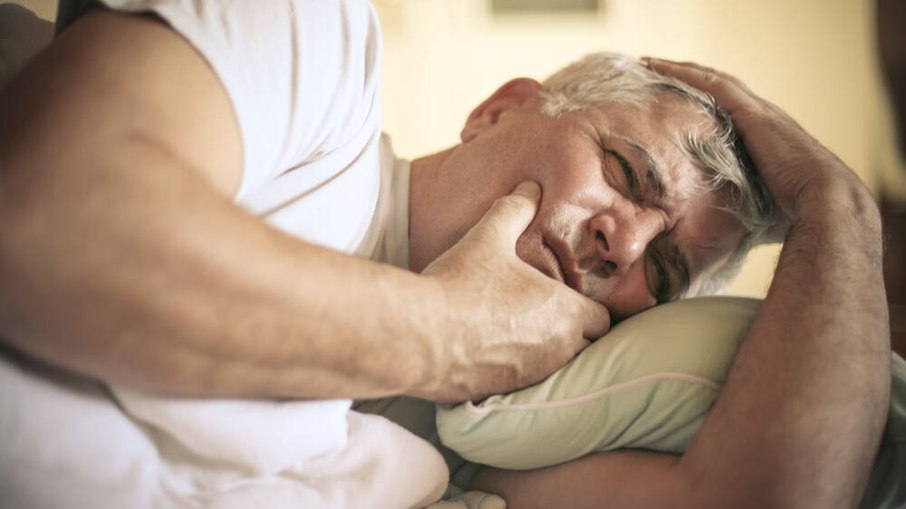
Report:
10,0,906,306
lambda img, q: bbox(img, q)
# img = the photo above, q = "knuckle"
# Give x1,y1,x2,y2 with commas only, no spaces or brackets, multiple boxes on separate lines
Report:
701,71,726,90
698,64,719,76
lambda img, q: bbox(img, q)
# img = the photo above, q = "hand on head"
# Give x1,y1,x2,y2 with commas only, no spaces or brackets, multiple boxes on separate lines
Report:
420,181,610,403
644,58,867,233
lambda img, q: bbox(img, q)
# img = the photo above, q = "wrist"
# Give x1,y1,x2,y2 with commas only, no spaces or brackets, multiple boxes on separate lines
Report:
400,274,460,401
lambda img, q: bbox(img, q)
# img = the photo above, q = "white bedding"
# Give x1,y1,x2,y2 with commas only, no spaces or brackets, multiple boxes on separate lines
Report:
0,351,469,508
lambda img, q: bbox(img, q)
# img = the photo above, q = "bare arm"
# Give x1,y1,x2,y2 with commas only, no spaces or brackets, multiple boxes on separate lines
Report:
0,10,608,403
475,60,890,508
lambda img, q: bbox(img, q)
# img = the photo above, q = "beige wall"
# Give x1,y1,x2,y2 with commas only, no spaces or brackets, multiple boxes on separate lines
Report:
376,0,896,297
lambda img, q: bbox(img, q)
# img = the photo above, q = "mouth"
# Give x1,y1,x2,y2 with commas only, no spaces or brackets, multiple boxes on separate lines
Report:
539,240,565,284
541,235,584,295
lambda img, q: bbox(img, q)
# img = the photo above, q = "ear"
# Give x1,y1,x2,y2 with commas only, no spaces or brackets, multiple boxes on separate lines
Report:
460,78,542,143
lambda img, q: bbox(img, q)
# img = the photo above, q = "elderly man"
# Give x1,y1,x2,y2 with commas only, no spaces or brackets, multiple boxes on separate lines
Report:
0,1,888,508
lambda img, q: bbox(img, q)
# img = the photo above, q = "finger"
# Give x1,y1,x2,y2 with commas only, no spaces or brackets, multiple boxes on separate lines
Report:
642,57,756,115
467,180,541,249
644,57,752,89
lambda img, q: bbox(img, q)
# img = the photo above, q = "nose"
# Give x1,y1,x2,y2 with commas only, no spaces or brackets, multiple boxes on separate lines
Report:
588,205,662,275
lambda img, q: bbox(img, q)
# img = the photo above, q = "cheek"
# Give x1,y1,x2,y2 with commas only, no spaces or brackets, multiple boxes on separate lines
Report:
534,143,603,190
538,181,607,226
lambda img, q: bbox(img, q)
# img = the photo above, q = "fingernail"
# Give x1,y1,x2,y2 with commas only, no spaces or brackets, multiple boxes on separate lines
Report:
514,180,541,198
642,57,663,69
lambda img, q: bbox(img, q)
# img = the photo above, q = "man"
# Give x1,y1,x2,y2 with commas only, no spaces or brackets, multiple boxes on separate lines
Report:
0,1,888,508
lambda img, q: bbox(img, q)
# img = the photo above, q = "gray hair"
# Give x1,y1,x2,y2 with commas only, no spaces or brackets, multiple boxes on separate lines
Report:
539,52,775,296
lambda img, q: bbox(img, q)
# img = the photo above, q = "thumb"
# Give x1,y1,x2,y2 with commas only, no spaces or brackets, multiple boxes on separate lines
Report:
579,299,611,340
468,181,541,249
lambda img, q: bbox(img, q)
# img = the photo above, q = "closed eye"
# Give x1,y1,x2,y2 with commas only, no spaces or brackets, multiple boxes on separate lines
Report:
646,248,670,302
646,235,692,303
604,149,641,199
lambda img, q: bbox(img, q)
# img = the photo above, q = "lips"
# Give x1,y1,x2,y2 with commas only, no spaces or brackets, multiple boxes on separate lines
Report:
539,240,565,283
542,235,584,295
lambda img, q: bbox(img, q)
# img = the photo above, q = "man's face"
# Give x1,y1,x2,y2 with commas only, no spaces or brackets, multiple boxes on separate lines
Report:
409,79,745,321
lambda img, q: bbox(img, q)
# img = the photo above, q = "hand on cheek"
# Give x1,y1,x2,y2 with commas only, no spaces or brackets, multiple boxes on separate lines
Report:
420,181,610,402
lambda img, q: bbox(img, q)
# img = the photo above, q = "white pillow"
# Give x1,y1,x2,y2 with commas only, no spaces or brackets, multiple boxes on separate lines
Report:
436,296,760,470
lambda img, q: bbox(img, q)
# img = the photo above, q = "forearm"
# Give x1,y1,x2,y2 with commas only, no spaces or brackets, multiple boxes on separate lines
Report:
473,451,684,509
679,177,889,508
0,140,443,400
0,10,452,401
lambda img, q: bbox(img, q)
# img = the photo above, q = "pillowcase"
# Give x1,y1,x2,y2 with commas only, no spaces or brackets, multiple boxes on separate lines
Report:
435,296,760,470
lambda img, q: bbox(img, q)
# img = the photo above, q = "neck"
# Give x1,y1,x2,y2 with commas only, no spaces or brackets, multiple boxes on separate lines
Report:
408,147,456,273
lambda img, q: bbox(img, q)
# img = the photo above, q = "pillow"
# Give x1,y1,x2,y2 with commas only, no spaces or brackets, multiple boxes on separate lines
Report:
435,296,760,470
